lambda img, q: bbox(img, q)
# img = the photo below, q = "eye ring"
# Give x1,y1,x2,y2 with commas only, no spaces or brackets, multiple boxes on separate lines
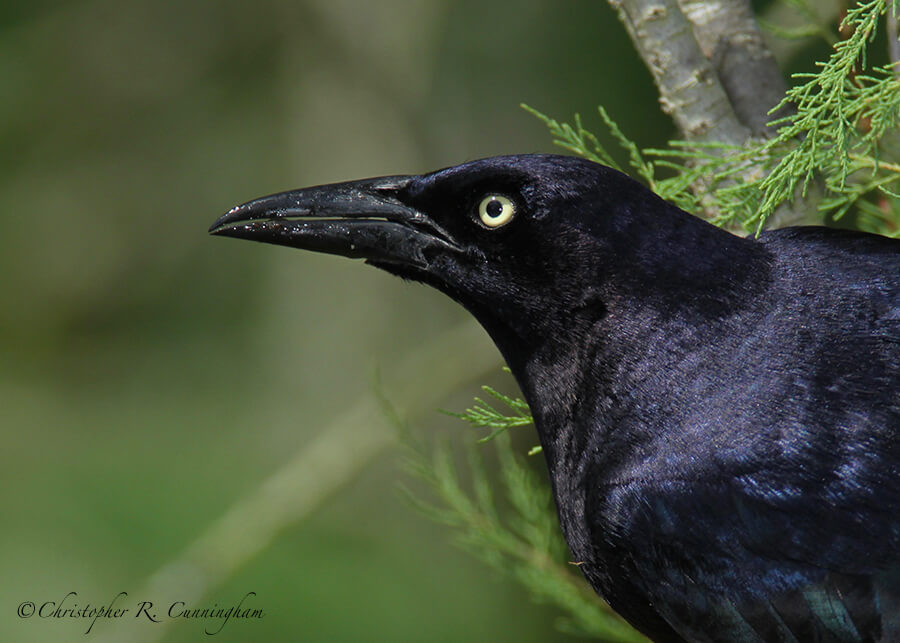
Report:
478,195,516,228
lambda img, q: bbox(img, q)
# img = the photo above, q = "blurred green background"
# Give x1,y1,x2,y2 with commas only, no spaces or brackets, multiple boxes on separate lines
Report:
1,1,820,641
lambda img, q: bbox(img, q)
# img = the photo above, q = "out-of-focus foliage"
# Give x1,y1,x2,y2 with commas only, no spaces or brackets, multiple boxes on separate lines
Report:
1,1,672,642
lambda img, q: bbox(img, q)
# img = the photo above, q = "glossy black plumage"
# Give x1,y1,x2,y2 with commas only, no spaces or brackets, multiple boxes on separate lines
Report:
210,154,899,642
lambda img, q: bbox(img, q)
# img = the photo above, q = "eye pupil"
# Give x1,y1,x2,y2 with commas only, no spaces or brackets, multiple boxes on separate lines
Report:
486,199,503,217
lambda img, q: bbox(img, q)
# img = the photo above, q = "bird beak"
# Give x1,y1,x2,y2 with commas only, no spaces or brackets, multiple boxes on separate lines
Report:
208,176,459,268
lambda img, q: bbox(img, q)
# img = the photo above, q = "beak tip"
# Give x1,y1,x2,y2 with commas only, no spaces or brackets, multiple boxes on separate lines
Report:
209,204,245,234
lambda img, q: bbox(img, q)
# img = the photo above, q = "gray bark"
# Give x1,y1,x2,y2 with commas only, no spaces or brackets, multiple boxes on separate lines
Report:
608,0,751,144
678,0,787,136
888,2,900,73
609,0,820,228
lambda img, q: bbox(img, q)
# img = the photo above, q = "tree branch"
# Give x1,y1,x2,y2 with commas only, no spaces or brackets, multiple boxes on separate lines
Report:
608,0,751,144
888,0,900,74
609,0,822,229
677,0,787,136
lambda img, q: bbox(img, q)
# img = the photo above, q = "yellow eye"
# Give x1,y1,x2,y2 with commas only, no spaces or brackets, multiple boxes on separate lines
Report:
478,195,515,228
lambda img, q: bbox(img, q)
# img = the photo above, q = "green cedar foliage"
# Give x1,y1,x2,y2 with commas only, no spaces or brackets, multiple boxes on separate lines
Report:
403,393,645,642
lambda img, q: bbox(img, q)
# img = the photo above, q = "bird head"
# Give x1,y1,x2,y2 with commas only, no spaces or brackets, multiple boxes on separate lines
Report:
209,154,751,373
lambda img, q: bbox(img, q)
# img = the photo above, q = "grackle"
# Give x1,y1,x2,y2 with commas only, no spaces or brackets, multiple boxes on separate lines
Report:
210,154,899,642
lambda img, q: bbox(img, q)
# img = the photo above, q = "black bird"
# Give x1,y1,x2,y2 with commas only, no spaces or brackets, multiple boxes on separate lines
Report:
210,154,899,642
